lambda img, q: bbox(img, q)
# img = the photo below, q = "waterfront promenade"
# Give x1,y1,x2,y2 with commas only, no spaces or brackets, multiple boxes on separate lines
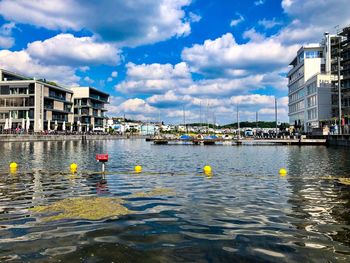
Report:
0,133,142,142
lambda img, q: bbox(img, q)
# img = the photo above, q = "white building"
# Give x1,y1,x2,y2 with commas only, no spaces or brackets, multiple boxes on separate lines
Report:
71,86,109,132
288,34,336,132
0,69,74,132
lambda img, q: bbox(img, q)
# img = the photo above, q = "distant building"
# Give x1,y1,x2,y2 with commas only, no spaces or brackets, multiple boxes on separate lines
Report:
140,123,157,135
0,69,73,132
71,86,109,132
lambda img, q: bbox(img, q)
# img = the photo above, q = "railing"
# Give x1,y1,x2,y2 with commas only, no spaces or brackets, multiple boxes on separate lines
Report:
90,94,108,102
48,93,67,101
52,116,68,122
44,104,54,109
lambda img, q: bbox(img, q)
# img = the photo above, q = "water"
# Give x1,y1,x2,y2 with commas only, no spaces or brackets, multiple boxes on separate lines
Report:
1,139,350,262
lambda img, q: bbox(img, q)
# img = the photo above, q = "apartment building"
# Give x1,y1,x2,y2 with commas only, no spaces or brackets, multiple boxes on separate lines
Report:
337,26,350,116
0,69,74,132
71,87,109,132
288,39,335,132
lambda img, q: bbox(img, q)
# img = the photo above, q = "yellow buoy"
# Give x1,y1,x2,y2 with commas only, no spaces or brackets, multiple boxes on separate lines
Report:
203,165,212,174
70,163,78,173
9,162,18,169
134,165,142,173
279,168,287,176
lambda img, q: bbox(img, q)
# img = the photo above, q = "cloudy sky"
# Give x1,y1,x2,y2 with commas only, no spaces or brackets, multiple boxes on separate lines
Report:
0,0,349,124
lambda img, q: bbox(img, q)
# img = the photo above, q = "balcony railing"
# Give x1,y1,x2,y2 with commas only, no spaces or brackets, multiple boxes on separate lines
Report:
90,94,108,102
52,116,68,122
48,93,67,101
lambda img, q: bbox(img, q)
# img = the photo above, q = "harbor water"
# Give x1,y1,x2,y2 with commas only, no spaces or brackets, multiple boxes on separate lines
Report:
1,139,350,262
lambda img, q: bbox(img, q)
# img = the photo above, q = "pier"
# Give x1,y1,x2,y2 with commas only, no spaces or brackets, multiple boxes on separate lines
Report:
151,137,327,146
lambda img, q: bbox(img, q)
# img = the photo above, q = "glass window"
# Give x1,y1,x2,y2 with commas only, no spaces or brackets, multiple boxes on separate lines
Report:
0,86,10,95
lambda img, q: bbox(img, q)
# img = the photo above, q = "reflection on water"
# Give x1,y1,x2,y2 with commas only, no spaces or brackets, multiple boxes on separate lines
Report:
0,140,350,262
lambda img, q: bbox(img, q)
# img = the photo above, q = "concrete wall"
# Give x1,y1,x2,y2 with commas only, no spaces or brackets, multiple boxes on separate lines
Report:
0,134,134,142
53,101,64,111
327,135,350,147
304,58,322,81
71,87,89,98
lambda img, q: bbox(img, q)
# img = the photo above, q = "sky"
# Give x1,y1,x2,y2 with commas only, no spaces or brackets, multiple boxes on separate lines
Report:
0,0,349,124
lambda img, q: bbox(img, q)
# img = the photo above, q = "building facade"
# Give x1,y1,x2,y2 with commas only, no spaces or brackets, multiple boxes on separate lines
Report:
337,26,350,117
286,24,350,133
0,69,74,132
71,87,109,132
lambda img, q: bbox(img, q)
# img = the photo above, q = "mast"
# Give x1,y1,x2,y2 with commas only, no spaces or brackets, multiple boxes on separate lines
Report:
183,105,186,134
275,97,278,138
206,101,209,134
199,100,202,126
237,104,240,139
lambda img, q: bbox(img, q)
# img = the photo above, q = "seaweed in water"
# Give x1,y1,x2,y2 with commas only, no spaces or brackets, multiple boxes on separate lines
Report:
29,188,175,221
29,197,131,221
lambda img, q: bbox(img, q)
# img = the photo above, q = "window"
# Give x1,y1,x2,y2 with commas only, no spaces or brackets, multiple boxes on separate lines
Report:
307,95,317,107
298,51,304,63
307,108,317,120
305,51,321,58
0,86,10,95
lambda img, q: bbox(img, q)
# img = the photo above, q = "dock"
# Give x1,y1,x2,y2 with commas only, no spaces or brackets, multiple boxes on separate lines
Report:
150,138,327,146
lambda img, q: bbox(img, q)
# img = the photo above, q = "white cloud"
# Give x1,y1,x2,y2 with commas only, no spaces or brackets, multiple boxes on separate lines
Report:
230,13,244,27
0,22,16,48
258,18,282,29
27,33,120,66
229,94,275,106
182,76,261,96
278,0,350,44
0,50,79,85
0,22,16,36
182,32,299,77
147,90,188,108
115,62,192,94
111,71,118,78
0,33,123,86
254,0,265,6
0,0,193,47
83,76,94,83
188,12,201,23
108,98,157,120
0,36,14,48
107,77,113,82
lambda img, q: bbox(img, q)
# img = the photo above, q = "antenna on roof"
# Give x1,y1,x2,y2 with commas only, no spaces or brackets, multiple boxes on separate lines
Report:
334,25,339,34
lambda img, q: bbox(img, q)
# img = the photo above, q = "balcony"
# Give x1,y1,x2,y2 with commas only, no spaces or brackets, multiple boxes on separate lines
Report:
52,115,68,122
89,94,109,103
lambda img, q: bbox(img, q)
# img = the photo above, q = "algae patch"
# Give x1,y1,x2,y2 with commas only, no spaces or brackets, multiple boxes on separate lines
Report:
128,188,175,198
338,178,350,185
29,197,131,221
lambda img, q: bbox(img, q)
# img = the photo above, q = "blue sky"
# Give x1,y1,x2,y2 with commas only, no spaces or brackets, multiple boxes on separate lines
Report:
0,0,349,124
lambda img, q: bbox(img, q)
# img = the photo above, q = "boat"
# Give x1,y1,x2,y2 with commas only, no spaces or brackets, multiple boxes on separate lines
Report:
153,135,168,145
203,135,218,145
